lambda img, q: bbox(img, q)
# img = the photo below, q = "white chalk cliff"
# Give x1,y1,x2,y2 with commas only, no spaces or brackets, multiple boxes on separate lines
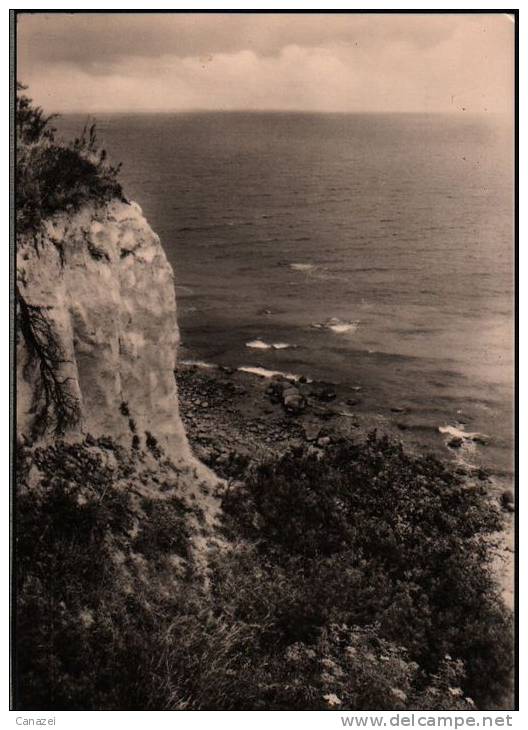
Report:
16,200,191,462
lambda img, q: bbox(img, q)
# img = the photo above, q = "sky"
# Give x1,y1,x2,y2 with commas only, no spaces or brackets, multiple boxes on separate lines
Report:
16,12,515,114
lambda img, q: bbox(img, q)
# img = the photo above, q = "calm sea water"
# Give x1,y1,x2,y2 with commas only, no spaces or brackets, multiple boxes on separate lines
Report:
58,113,515,481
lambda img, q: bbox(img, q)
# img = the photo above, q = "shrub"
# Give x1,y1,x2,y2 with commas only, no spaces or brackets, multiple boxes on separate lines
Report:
14,440,194,709
132,496,192,560
16,83,125,234
158,545,477,710
221,433,513,708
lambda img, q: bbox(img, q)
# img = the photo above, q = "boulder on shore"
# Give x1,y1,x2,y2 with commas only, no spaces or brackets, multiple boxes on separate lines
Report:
282,385,306,415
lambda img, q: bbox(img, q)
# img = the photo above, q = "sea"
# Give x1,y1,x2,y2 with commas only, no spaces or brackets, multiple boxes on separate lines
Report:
57,112,515,485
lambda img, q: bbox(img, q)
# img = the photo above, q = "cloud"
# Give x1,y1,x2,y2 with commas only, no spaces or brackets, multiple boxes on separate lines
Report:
17,13,459,67
17,12,514,114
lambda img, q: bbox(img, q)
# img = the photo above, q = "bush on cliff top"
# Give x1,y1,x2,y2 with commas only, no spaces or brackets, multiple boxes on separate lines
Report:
15,434,513,710
16,83,125,234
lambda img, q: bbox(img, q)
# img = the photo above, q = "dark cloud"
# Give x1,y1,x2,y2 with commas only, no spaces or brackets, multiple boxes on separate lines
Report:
18,12,458,71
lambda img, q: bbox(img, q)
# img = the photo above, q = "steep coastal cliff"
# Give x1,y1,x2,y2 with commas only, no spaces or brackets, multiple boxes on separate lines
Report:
16,199,192,461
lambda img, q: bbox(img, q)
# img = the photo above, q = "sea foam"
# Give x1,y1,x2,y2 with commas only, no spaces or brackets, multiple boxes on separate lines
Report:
246,339,293,350
238,366,300,380
312,317,360,335
290,262,316,272
438,425,489,443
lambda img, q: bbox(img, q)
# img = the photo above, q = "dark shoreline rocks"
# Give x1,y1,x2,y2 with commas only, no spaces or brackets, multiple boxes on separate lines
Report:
175,361,507,498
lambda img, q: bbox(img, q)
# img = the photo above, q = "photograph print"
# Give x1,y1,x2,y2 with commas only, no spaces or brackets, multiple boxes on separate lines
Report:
12,10,516,711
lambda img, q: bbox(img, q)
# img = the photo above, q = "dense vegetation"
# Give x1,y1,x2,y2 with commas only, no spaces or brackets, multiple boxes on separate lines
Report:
15,435,513,710
16,83,125,234
221,435,513,709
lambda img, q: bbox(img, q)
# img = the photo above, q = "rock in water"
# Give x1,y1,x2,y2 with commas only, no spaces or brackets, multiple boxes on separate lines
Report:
16,200,191,461
282,386,305,415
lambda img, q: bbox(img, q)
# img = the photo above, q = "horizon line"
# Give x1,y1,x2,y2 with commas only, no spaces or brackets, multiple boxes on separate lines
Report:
52,108,507,117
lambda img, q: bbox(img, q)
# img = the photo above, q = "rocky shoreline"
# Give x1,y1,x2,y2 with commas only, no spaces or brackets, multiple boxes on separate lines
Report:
177,362,387,477
177,361,504,482
176,361,514,609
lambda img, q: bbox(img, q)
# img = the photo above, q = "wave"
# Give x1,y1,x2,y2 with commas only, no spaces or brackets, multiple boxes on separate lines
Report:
328,320,359,335
289,262,355,285
180,359,217,369
290,262,316,272
180,359,310,383
246,339,293,350
238,366,307,381
439,424,489,444
312,317,360,335
246,339,271,350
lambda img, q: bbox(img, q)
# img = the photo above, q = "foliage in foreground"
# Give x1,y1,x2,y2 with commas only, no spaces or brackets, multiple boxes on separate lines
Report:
221,435,513,709
14,433,513,710
16,83,125,234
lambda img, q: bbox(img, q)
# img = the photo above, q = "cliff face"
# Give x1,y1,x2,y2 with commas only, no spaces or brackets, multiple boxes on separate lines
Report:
16,200,191,461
